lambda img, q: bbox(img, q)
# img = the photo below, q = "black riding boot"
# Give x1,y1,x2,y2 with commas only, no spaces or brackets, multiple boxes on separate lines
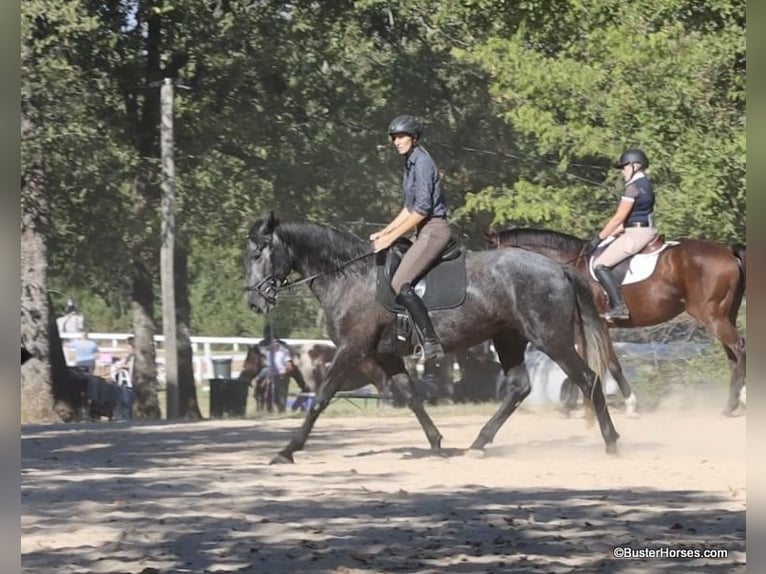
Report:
396,284,445,362
594,265,630,320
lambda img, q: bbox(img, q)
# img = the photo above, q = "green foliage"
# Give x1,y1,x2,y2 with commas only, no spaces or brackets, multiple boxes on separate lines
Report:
451,0,745,240
24,0,745,336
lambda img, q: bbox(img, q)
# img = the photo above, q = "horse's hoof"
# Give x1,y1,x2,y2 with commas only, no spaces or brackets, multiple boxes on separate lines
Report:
625,410,640,419
270,453,294,465
466,448,485,459
723,405,746,417
606,443,619,456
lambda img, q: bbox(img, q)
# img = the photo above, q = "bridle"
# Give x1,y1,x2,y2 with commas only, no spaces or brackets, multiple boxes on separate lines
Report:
244,233,375,304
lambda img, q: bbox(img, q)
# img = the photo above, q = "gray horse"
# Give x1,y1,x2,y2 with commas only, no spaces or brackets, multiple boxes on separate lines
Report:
245,213,620,463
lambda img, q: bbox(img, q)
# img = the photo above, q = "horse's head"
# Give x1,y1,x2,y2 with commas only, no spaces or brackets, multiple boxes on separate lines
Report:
245,211,293,314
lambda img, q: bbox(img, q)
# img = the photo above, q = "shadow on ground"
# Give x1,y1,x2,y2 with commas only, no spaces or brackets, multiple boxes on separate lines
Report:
22,419,745,574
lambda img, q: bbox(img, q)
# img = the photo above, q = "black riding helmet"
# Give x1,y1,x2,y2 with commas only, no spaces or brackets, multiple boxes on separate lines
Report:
615,148,649,169
387,114,422,140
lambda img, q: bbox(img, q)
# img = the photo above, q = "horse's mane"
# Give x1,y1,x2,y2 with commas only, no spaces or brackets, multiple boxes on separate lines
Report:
490,227,585,254
276,220,370,275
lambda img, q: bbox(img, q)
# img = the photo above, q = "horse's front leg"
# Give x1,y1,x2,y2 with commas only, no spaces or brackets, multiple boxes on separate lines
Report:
271,346,362,464
375,354,443,451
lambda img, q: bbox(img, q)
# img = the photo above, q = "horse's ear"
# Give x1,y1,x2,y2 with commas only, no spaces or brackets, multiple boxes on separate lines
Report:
260,211,279,235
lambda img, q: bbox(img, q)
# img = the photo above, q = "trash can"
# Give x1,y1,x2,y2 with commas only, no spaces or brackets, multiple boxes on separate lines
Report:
211,357,233,379
209,378,249,418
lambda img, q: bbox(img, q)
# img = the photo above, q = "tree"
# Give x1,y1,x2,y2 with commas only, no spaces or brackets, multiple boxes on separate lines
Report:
21,0,102,421
448,0,745,241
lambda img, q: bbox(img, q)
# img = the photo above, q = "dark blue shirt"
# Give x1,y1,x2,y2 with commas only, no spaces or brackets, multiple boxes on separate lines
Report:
622,176,655,225
402,146,447,218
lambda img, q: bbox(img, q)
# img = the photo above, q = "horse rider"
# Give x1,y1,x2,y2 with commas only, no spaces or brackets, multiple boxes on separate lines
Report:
586,148,659,321
370,114,451,361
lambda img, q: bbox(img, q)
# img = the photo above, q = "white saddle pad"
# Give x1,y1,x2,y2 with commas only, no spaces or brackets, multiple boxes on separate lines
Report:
589,239,680,285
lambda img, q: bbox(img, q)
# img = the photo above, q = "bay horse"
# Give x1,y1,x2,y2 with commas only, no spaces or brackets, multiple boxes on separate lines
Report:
306,343,393,397
485,228,746,415
239,344,316,412
238,345,274,412
245,213,620,463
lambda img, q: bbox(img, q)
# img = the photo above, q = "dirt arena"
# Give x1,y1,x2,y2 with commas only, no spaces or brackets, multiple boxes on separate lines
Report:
21,389,746,573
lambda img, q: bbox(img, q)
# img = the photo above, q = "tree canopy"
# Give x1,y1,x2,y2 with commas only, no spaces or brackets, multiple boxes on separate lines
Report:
23,0,745,339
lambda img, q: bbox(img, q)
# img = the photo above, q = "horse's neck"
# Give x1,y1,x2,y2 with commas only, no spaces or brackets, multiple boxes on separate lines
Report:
285,237,367,280
516,244,576,263
309,269,374,308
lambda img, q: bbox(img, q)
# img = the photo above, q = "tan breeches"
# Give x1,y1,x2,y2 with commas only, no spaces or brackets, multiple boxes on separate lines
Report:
593,227,659,268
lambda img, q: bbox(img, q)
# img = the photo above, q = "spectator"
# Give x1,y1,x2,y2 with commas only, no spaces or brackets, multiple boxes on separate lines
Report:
70,330,99,374
266,339,292,412
56,298,85,334
114,336,136,419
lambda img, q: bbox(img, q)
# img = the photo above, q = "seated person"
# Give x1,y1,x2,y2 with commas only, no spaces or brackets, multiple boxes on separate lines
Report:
70,330,99,374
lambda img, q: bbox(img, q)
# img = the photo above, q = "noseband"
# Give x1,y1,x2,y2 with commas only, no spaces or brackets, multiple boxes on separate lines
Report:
245,275,283,305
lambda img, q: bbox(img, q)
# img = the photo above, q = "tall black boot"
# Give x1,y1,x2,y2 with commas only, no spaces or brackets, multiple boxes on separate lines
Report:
396,284,445,361
593,265,630,320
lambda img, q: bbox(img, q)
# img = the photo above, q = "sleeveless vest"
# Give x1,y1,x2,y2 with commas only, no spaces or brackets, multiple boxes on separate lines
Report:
626,177,655,226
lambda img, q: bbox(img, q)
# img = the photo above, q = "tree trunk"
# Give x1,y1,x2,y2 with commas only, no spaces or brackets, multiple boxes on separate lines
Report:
124,0,165,419
131,260,162,418
20,111,60,424
175,244,202,418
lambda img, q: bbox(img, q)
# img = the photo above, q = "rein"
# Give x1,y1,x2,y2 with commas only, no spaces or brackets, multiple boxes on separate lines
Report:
245,249,376,301
278,250,376,292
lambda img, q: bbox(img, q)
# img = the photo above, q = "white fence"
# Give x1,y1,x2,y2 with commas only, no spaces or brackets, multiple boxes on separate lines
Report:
60,332,629,403
60,332,330,382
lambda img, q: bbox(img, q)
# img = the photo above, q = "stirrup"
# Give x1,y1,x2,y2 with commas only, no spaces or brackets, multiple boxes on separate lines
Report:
602,305,630,321
413,341,445,363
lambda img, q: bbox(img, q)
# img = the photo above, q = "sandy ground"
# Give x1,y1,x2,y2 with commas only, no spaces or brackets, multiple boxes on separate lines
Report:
21,390,746,574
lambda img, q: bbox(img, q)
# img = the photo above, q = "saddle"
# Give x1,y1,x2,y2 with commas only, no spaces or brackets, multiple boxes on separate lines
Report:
374,235,466,355
589,234,680,286
375,235,466,313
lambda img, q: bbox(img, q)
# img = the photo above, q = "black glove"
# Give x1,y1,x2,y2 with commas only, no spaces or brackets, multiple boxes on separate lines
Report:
585,237,602,254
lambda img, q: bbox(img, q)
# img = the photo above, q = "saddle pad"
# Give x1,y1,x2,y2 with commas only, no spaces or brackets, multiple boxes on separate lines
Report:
589,241,680,285
375,251,467,313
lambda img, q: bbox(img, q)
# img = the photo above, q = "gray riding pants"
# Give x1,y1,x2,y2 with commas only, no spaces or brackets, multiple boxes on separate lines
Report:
391,217,452,294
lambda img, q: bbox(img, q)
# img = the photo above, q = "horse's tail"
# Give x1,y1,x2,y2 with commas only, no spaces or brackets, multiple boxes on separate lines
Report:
563,266,610,426
729,243,746,326
732,243,746,294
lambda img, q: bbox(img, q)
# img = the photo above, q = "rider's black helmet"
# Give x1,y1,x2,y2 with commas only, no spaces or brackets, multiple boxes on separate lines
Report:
387,114,422,140
615,148,649,169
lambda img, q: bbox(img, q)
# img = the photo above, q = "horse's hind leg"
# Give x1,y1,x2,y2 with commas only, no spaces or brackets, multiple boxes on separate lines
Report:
558,377,580,415
469,331,530,452
713,319,745,416
689,306,745,415
558,337,634,417
375,354,444,450
551,345,620,454
606,336,637,417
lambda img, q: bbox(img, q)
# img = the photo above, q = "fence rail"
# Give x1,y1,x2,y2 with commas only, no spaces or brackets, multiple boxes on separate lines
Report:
60,332,333,382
